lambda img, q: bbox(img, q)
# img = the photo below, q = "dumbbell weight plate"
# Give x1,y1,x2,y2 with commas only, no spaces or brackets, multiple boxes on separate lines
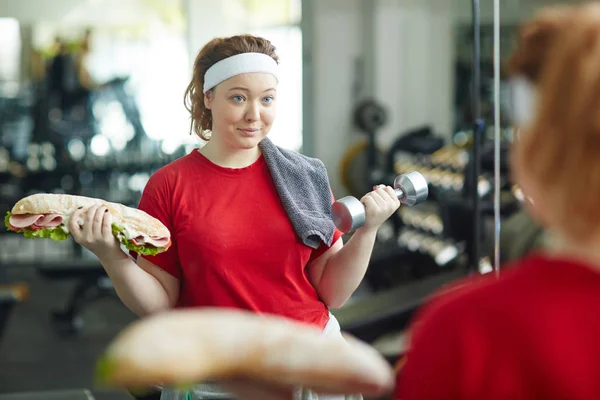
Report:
331,196,365,233
393,171,429,207
429,169,442,185
353,99,388,132
410,213,424,230
431,147,449,165
394,161,410,175
440,172,454,190
478,177,492,197
419,237,436,253
452,174,464,191
479,257,493,274
376,221,396,242
430,240,459,266
432,220,444,235
422,214,441,234
398,229,417,246
400,211,414,226
407,233,424,252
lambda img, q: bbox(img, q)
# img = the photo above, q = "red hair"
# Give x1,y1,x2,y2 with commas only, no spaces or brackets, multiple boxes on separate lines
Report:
508,3,600,241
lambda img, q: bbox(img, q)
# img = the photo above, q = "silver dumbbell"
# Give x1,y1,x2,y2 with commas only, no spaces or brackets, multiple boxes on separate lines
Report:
332,171,429,233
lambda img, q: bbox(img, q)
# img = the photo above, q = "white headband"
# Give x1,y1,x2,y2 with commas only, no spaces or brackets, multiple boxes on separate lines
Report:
509,76,537,126
203,52,279,93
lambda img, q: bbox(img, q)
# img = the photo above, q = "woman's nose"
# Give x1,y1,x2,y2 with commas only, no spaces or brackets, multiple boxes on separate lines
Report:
245,102,260,121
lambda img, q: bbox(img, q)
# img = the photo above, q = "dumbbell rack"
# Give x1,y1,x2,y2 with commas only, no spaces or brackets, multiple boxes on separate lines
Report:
397,207,466,268
389,141,519,276
391,147,470,271
394,145,497,196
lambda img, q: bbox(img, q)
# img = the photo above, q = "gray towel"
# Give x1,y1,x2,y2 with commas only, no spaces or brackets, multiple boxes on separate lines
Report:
258,137,336,249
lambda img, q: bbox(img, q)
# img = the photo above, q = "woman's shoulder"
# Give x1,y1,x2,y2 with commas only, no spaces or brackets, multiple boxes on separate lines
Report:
145,152,197,191
413,256,546,334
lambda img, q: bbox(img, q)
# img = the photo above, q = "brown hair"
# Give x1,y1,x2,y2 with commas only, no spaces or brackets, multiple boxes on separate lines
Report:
183,35,279,141
507,3,600,241
506,5,574,83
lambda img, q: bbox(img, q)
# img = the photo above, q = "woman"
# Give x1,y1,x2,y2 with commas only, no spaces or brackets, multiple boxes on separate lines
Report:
70,35,400,398
395,4,600,399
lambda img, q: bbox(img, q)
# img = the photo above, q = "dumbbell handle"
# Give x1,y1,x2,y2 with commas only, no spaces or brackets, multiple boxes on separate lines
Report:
372,186,408,200
394,187,406,201
332,171,428,233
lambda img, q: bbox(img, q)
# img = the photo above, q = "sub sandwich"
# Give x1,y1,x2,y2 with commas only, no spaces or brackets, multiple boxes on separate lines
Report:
4,193,171,256
96,308,395,397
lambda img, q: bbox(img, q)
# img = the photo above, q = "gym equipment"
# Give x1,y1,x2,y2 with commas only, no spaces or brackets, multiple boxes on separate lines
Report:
35,260,115,337
331,267,467,344
340,140,387,199
353,99,388,133
0,389,96,400
0,283,28,345
128,386,162,400
351,99,389,195
392,144,498,196
397,228,462,267
332,171,429,233
398,208,443,235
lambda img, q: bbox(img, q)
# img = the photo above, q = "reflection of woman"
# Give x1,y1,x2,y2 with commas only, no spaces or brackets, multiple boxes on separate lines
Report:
396,4,600,399
46,38,96,113
70,34,400,399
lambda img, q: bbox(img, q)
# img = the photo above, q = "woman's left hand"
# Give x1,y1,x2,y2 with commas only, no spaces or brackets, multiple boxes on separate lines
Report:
360,184,401,232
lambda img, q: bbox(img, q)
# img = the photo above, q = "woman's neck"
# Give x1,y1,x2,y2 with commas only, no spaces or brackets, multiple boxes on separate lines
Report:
199,138,261,169
544,230,600,271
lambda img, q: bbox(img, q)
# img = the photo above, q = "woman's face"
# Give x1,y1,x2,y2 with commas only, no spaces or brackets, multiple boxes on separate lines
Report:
204,72,277,151
510,123,551,230
509,76,537,129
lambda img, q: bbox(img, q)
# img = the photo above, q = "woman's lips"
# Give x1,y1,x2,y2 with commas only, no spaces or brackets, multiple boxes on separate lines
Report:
238,128,260,136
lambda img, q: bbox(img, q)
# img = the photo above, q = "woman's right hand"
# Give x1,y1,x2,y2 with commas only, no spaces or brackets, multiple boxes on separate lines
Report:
69,204,127,263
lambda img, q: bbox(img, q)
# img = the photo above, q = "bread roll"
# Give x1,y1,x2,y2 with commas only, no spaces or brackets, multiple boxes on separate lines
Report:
6,193,171,254
96,308,394,397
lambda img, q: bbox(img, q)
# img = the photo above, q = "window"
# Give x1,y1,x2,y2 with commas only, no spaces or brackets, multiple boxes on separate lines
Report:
0,19,22,85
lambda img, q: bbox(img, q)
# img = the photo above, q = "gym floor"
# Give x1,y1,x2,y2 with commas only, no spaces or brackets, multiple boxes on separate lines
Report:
0,265,135,400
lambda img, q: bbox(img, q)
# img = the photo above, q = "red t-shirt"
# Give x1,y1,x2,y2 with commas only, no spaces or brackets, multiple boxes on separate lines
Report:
395,253,600,400
132,149,343,329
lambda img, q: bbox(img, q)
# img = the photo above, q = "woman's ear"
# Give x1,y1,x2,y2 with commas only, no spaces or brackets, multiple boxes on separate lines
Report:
204,90,213,110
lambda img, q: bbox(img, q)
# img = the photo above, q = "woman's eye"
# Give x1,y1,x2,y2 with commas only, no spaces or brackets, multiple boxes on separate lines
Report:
232,95,244,102
263,96,274,103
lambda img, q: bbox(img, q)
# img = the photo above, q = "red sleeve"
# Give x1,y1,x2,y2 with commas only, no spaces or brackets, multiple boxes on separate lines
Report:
129,172,182,280
394,297,464,400
309,190,344,261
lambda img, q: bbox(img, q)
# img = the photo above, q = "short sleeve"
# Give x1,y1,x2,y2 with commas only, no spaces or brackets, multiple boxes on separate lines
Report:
129,173,182,280
309,190,344,261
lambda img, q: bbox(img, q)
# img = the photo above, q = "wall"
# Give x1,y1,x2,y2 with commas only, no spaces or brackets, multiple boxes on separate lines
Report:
303,0,456,197
184,0,247,58
0,0,172,27
374,0,455,147
454,0,584,24
302,0,364,196
303,0,577,198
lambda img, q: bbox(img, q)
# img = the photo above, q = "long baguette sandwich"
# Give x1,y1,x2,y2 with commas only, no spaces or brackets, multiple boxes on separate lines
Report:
95,308,395,397
4,193,171,256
